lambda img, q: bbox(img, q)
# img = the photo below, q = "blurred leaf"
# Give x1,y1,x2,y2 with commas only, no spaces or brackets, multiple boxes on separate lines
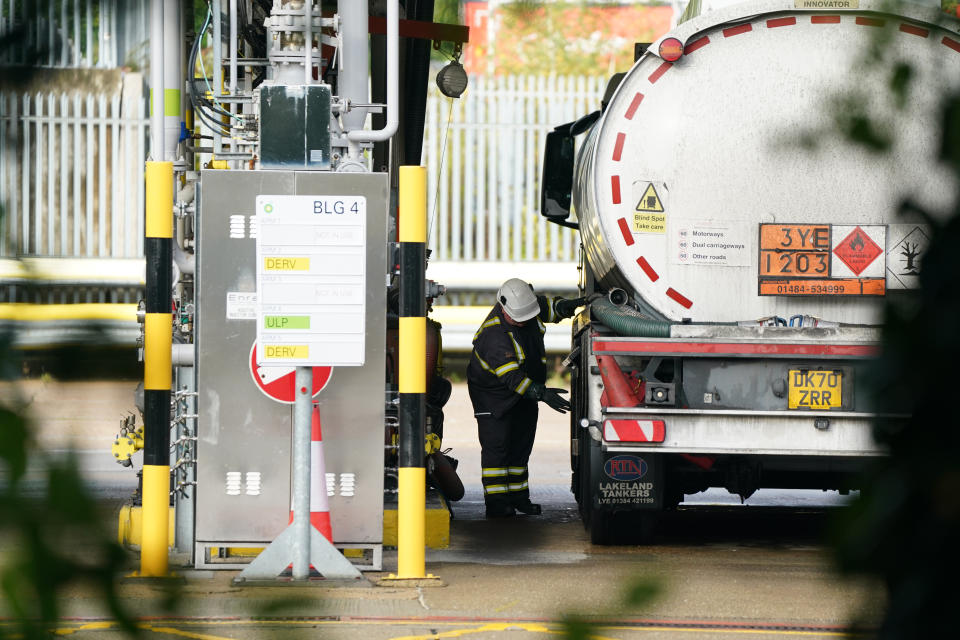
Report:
622,578,659,607
0,408,30,483
889,62,913,110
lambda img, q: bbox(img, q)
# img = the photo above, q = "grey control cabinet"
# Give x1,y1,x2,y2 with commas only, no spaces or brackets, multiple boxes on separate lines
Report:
194,170,387,568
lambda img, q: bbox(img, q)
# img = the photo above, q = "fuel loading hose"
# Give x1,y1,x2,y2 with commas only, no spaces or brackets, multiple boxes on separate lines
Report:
589,296,673,337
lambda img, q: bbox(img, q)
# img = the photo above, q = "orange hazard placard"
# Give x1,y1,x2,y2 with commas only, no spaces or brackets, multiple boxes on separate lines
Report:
758,224,886,297
759,279,885,297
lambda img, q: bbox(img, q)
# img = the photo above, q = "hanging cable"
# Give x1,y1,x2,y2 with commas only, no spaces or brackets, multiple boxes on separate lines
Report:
427,98,456,244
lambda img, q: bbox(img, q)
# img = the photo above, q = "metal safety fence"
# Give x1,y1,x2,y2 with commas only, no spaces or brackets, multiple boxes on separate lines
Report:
0,0,149,70
422,73,606,264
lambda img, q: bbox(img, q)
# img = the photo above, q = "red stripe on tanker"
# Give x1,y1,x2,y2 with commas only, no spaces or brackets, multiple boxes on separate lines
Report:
943,36,960,53
899,23,929,38
811,15,841,24
624,93,644,120
636,256,659,282
617,217,634,246
723,24,752,38
611,175,622,204
592,340,880,358
666,287,693,309
856,17,884,28
648,62,672,84
612,133,626,161
766,17,796,28
684,36,710,54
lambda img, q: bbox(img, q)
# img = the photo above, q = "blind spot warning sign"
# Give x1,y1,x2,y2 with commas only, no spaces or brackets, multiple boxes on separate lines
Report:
635,183,665,213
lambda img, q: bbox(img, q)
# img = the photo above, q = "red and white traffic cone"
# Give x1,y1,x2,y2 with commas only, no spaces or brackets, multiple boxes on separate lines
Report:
289,403,333,542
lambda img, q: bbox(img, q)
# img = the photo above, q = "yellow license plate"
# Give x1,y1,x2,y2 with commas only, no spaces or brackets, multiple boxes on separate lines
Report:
788,370,841,410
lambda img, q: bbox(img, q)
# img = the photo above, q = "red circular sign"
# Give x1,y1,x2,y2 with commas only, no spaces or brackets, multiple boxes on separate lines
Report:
249,342,333,404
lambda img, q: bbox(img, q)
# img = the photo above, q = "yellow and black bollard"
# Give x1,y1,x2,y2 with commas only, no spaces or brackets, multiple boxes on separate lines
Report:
395,165,431,580
141,160,174,577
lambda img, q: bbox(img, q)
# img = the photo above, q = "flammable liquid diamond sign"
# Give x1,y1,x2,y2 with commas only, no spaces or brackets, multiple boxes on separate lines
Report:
255,195,367,367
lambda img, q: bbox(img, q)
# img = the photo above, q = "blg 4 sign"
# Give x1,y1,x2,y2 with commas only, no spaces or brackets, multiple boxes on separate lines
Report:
255,195,367,367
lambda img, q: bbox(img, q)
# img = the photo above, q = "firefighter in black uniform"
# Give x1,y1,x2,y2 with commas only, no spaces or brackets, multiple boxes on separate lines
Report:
467,278,590,518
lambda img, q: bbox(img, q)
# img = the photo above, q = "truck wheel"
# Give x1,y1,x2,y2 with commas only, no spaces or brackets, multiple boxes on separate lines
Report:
588,508,614,544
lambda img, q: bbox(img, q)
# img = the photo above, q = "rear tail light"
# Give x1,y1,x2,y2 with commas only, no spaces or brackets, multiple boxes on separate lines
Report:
604,419,665,443
658,38,684,62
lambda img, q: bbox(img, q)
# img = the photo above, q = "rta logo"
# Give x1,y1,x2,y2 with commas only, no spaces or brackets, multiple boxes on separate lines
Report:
604,455,648,481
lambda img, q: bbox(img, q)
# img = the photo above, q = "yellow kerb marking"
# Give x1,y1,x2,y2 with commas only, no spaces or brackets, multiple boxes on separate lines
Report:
140,624,239,640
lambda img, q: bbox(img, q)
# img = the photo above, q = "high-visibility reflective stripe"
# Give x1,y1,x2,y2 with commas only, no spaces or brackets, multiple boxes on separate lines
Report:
508,481,529,492
537,318,546,335
540,357,547,364
473,316,500,341
547,297,558,323
515,377,532,395
494,361,519,377
482,467,509,477
474,352,492,372
507,467,526,475
508,333,525,361
484,484,509,494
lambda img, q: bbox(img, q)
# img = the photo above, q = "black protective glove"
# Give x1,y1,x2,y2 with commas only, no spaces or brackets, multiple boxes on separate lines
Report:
553,296,590,320
524,382,571,413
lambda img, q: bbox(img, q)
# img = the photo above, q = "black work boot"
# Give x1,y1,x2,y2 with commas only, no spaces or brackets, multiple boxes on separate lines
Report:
485,502,516,518
513,501,542,516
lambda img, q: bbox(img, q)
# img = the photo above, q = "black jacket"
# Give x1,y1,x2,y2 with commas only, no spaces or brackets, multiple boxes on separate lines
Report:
466,295,562,418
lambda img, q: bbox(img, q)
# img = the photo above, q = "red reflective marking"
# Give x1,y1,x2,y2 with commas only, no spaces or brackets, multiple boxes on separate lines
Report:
617,217,634,246
767,17,796,28
636,256,659,282
723,24,752,37
613,132,626,161
856,17,885,28
943,36,960,53
611,175,622,204
624,92,644,120
811,15,841,24
684,36,710,54
648,62,672,84
666,288,693,309
899,23,929,38
592,341,880,358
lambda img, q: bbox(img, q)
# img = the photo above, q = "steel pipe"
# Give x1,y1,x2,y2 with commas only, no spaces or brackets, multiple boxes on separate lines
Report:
347,0,398,143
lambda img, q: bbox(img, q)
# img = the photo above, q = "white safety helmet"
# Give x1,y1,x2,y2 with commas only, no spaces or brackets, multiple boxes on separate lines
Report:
497,278,540,322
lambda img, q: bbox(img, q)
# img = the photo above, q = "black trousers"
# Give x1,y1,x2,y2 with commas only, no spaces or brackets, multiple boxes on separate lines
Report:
475,398,539,508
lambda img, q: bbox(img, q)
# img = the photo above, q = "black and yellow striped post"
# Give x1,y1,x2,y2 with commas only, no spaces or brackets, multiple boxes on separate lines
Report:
396,165,429,579
141,160,174,577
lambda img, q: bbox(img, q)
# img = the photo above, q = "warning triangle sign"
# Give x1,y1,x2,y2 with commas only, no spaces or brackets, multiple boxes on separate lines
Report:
636,183,664,213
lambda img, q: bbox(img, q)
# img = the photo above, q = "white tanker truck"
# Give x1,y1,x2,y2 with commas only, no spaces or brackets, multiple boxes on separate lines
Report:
540,0,959,542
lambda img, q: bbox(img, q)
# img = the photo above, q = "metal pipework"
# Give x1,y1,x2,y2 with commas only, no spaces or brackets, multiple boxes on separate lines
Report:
229,0,238,95
340,0,369,155
149,0,164,161
303,0,313,85
347,0,398,143
163,0,181,162
608,288,629,306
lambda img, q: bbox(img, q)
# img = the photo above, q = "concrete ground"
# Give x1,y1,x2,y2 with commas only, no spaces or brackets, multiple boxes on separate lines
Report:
0,377,883,639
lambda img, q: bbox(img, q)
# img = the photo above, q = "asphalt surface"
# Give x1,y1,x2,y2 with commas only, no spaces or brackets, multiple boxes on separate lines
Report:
0,379,883,639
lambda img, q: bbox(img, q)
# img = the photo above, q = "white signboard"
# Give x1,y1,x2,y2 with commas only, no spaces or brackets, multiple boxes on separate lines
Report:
255,195,367,367
671,221,751,267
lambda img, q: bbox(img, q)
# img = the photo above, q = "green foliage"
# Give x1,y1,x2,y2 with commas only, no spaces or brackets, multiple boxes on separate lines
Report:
827,5,960,637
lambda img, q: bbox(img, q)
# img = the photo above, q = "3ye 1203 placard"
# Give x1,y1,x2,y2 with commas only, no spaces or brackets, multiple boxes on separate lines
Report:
757,223,886,297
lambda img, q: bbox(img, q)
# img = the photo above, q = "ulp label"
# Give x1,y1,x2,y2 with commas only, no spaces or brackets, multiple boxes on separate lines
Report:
264,316,310,329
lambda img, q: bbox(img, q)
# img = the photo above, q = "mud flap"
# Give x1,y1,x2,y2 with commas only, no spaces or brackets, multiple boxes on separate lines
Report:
590,448,663,512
